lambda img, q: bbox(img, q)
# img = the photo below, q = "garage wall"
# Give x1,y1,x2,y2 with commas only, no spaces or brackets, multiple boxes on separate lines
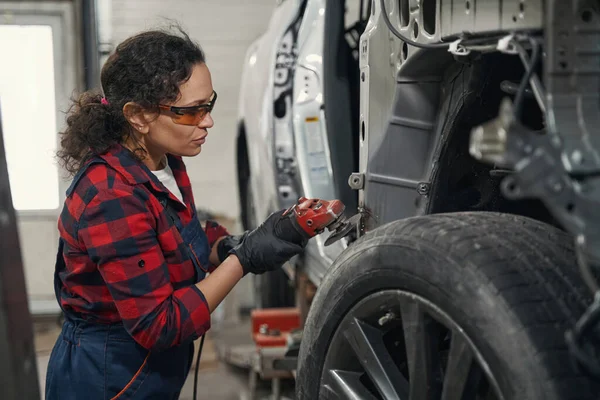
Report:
110,0,278,222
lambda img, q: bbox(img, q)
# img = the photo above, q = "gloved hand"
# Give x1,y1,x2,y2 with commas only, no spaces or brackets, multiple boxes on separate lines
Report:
228,209,308,275
216,231,249,264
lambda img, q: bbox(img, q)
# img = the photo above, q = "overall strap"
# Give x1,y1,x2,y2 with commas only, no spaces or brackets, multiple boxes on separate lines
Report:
158,196,185,232
157,196,210,278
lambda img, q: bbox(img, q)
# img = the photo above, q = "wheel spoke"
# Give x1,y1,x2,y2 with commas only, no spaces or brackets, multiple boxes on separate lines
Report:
441,331,475,400
324,370,379,400
400,298,441,400
344,317,410,400
322,291,502,400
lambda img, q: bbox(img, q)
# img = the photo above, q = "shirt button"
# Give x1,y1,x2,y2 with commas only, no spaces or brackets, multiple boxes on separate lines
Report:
138,260,145,268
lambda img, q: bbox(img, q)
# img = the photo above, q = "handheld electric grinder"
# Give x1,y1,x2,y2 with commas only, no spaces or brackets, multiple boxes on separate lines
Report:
275,197,361,246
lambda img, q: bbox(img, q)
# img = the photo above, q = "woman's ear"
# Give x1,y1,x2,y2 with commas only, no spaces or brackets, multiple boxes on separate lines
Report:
122,102,151,134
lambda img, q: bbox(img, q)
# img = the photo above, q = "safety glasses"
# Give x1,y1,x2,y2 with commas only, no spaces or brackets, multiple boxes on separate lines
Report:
158,91,217,126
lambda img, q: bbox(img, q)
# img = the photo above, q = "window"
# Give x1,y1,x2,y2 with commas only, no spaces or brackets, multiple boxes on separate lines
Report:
0,25,59,211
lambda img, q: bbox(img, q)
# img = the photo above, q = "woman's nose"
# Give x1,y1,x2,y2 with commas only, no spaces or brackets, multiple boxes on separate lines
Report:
199,112,214,129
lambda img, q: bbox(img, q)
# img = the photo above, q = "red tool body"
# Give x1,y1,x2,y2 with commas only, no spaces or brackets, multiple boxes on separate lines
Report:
281,197,361,246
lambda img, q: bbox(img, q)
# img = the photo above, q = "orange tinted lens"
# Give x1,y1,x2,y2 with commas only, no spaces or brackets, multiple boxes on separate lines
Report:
172,109,208,126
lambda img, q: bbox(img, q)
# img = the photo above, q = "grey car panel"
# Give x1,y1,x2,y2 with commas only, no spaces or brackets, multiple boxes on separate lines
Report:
358,0,544,229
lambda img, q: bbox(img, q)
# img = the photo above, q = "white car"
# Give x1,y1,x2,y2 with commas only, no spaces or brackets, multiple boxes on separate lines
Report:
236,0,368,308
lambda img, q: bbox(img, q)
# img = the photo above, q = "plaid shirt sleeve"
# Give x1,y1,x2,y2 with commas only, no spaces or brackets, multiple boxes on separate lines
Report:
77,184,211,351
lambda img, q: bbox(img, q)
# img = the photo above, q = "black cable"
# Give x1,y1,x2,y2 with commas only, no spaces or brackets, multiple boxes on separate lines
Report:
513,38,540,120
192,334,205,400
379,0,450,49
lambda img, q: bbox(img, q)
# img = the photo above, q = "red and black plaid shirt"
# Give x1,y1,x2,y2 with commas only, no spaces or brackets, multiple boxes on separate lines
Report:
56,143,229,351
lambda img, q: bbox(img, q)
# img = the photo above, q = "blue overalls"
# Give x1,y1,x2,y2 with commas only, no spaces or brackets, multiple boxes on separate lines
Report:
45,157,211,400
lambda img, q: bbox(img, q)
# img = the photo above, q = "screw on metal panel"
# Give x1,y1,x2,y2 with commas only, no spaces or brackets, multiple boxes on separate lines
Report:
571,150,584,165
378,312,396,326
417,182,430,196
348,173,365,190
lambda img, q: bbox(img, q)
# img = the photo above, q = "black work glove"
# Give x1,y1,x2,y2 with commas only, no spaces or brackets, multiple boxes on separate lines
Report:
216,232,249,264
228,209,308,275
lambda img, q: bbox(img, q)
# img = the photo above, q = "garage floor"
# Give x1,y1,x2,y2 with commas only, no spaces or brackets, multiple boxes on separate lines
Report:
33,318,294,400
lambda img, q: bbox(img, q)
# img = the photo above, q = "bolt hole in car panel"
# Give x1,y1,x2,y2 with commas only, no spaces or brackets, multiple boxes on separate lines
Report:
358,0,543,230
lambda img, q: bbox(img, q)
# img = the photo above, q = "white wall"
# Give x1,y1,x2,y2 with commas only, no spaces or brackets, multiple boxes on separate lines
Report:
109,0,278,221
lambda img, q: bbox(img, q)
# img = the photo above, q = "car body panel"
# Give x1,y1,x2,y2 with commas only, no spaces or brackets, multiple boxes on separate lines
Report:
291,0,349,283
357,0,544,231
238,0,353,286
237,0,306,224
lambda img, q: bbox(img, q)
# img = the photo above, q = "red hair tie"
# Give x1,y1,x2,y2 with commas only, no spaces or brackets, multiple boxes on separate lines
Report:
101,97,110,106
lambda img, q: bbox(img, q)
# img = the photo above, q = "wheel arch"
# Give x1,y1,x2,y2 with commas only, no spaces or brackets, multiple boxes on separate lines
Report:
423,52,560,229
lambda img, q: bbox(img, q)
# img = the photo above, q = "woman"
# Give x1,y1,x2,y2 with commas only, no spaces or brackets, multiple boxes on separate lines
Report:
46,28,307,399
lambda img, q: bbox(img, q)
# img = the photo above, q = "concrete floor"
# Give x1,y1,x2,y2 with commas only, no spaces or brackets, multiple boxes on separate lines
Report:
33,318,293,400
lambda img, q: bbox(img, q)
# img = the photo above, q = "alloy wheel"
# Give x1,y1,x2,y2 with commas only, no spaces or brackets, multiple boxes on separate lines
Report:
321,290,503,400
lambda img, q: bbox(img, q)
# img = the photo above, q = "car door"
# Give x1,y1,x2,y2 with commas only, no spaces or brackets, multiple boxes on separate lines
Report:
238,0,308,224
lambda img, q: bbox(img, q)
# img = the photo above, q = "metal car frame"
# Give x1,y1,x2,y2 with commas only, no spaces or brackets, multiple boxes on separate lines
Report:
355,0,600,377
238,0,600,380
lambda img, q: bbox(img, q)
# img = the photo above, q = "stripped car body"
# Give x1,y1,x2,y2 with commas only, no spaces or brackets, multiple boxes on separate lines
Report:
238,0,600,397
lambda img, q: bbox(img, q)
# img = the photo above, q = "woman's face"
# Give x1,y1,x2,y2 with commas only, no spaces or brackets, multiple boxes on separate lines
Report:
143,62,215,163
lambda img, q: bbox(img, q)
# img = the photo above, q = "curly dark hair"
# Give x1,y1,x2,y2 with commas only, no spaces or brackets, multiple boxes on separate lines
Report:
57,26,206,175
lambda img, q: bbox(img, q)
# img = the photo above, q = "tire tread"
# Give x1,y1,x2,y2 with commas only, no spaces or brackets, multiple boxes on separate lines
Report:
296,212,597,400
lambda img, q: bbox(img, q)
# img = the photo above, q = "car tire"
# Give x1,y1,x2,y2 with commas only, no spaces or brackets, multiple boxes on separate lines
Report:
296,212,598,400
242,178,295,309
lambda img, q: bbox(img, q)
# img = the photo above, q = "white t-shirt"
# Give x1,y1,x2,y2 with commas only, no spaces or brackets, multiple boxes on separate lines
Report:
151,160,185,205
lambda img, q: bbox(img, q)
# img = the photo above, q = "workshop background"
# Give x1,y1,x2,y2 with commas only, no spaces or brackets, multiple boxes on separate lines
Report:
0,0,283,398
112,0,276,219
